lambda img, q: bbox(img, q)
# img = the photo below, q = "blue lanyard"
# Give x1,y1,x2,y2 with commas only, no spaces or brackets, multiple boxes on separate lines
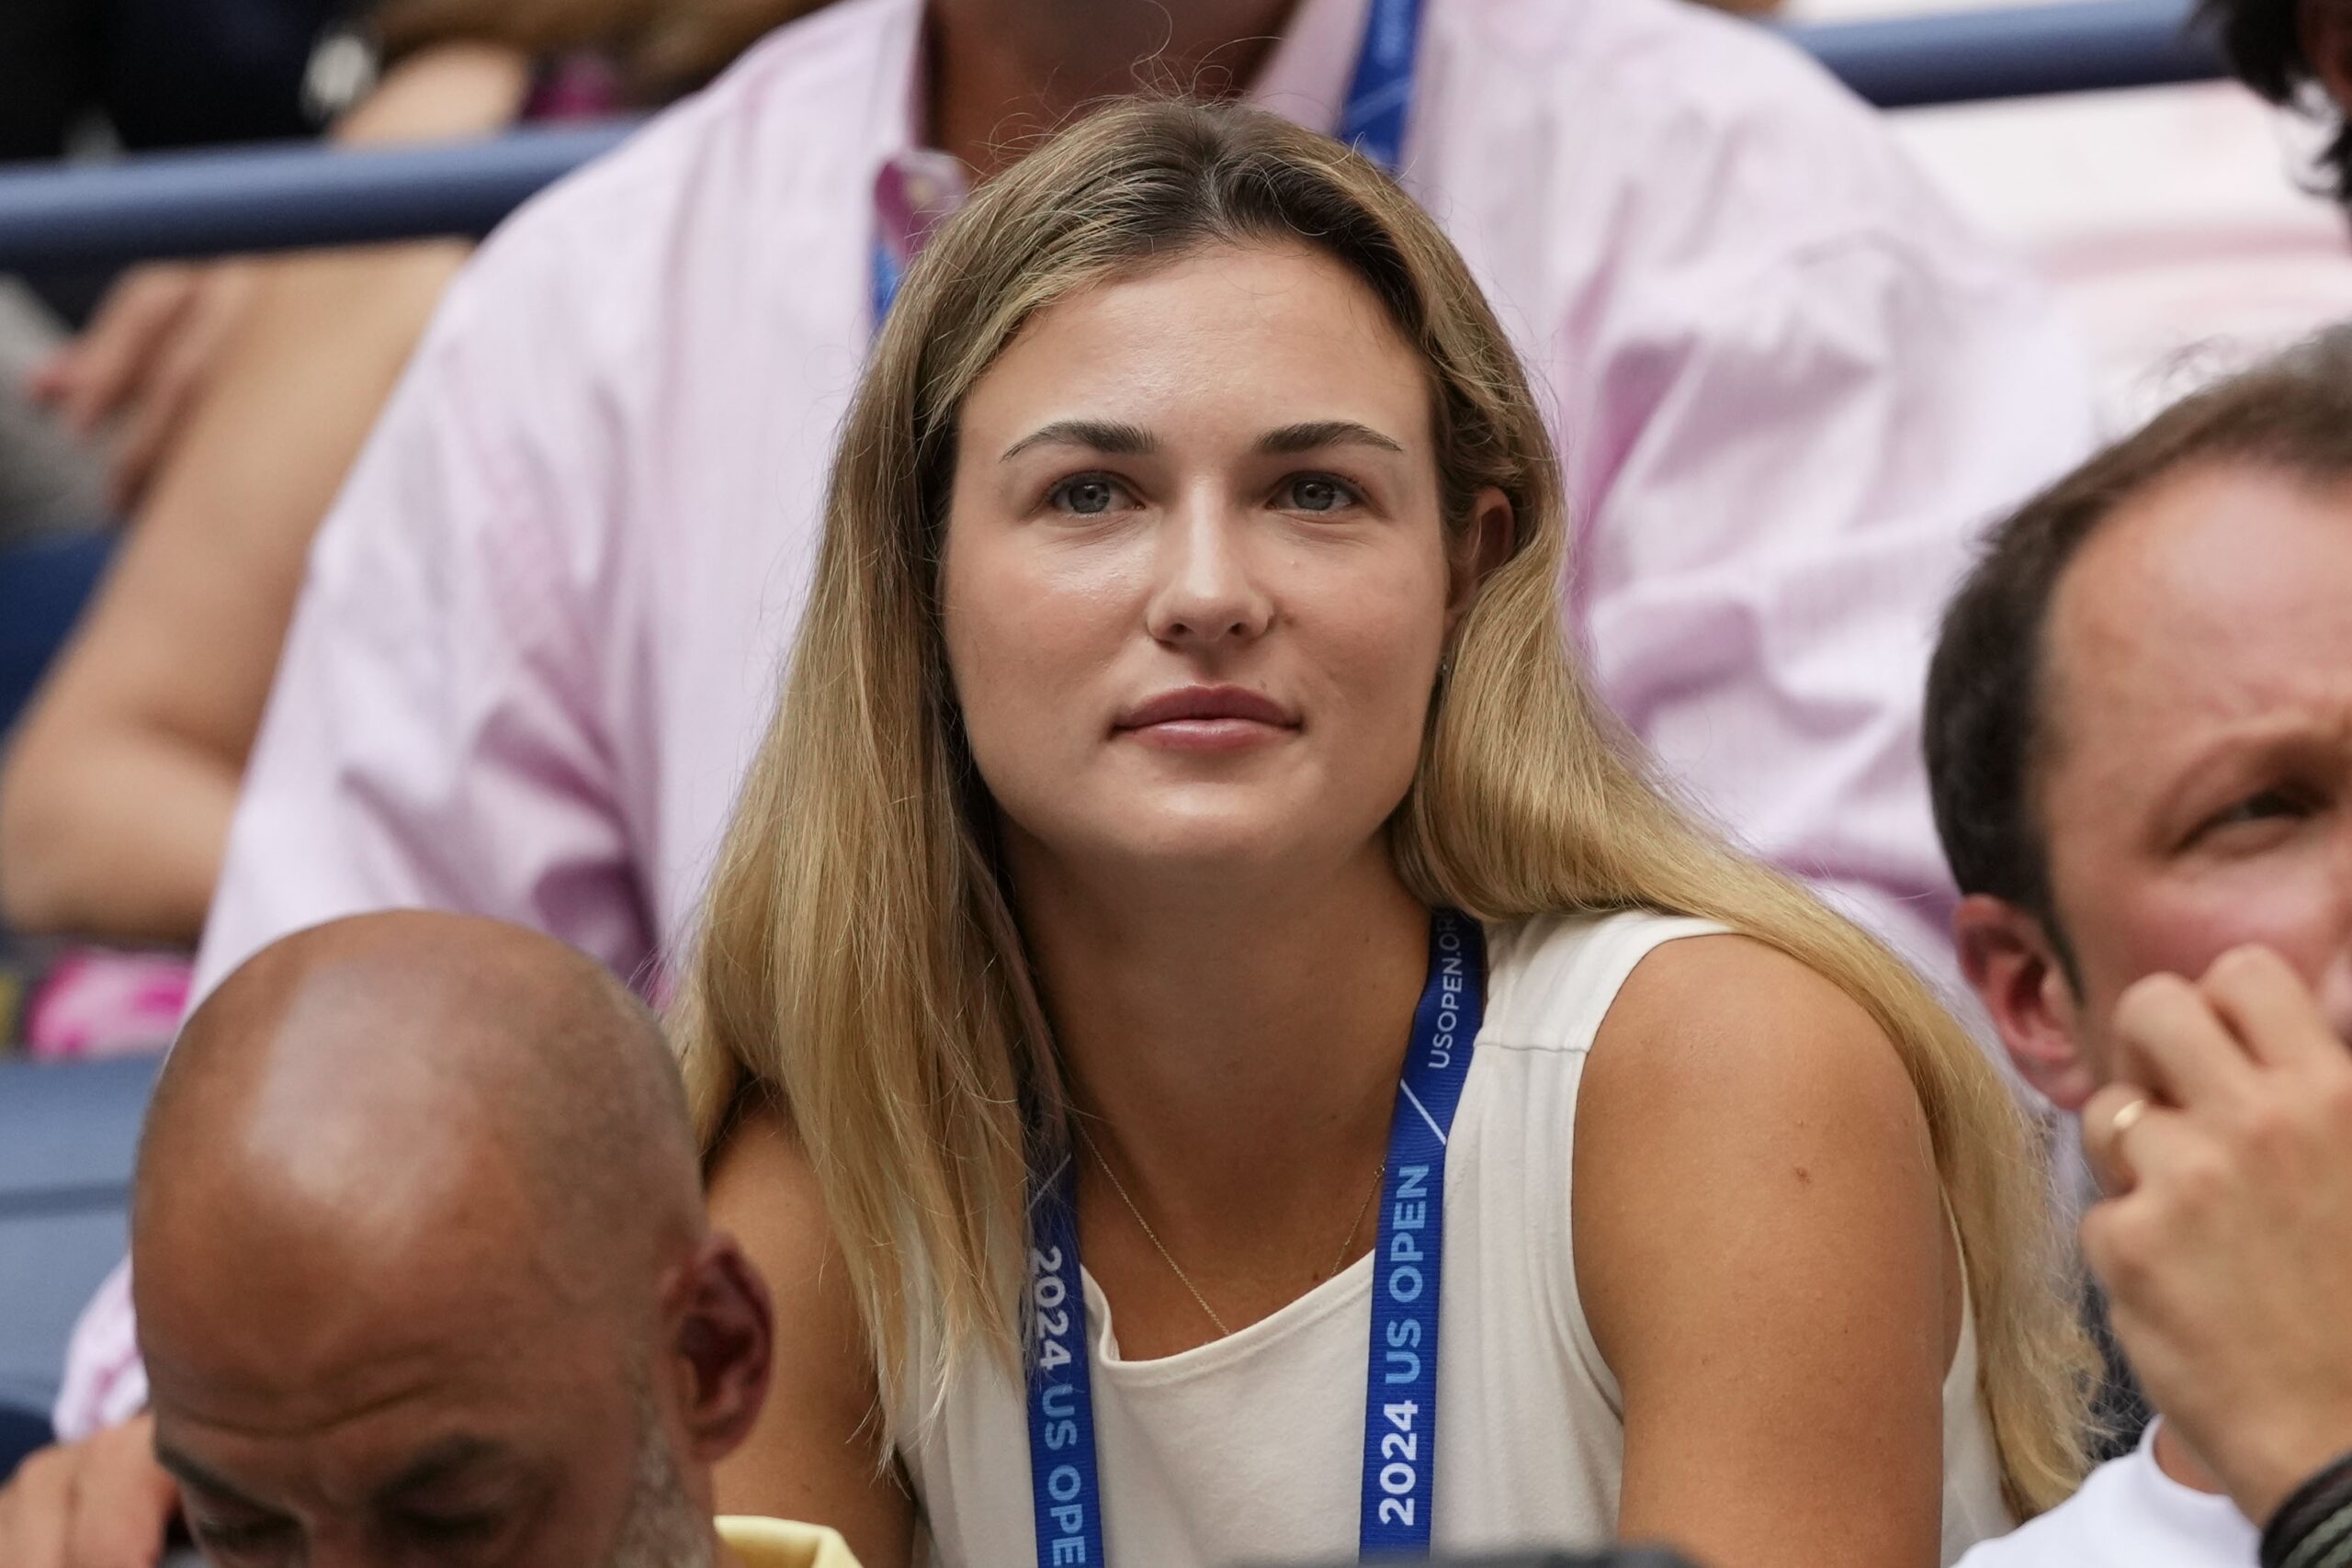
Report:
876,0,1425,327
1024,908,1485,1566
1338,0,1424,175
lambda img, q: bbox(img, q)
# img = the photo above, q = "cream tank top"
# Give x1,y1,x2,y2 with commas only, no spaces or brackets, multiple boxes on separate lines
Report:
897,912,2014,1566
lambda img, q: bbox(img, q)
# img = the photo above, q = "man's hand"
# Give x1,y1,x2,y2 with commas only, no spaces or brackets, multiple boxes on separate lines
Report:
2082,944,2352,1524
0,1415,179,1567
27,262,258,512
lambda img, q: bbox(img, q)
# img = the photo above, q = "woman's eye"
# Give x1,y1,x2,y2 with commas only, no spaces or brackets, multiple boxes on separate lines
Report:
1280,475,1360,513
1046,475,1130,516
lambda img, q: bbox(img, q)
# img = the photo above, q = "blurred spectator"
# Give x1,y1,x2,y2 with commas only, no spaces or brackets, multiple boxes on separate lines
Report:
107,0,2091,989
368,0,835,104
2202,0,2352,209
0,285,106,551
0,0,346,168
0,0,831,950
0,45,533,951
25,263,265,520
1784,0,2352,426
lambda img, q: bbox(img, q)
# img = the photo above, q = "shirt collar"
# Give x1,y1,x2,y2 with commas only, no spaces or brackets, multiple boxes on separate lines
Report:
874,0,1381,268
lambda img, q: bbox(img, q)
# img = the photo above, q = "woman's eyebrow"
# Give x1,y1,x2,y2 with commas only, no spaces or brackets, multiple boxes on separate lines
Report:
1000,419,1158,462
1255,420,1406,456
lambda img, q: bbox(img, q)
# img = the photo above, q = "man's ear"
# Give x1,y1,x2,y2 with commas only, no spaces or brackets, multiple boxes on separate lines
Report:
667,1234,775,1466
1953,893,2098,1110
2301,0,2352,116
1445,486,1515,631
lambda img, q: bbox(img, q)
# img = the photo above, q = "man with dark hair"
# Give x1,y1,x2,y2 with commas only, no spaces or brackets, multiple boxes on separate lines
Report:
1926,326,2352,1565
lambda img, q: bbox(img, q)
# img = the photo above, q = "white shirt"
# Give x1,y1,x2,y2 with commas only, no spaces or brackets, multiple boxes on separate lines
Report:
1957,1426,2256,1568
899,913,2012,1567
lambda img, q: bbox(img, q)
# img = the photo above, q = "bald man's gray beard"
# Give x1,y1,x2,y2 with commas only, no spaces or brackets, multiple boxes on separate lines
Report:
608,1380,717,1568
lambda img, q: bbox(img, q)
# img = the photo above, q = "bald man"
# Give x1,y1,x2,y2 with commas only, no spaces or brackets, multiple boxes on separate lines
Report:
0,910,854,1568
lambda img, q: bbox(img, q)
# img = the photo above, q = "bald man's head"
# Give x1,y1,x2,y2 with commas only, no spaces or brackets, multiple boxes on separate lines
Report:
130,913,774,1568
138,911,701,1303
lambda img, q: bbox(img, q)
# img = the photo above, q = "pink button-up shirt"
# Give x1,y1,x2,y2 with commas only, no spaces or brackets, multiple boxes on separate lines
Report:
56,0,2094,1435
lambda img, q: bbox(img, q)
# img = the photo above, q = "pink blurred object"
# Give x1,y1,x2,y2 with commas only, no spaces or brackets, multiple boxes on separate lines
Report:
523,52,627,122
23,949,192,1059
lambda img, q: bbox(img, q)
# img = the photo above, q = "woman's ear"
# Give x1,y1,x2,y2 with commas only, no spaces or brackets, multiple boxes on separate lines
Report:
1446,486,1516,628
1953,894,2098,1111
667,1233,775,1466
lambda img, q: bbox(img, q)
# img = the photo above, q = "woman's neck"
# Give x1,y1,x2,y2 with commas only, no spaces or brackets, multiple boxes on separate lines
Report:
1013,839,1433,1257
924,0,1299,176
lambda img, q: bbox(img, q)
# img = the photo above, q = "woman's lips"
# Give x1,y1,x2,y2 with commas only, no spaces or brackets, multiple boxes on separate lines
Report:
1123,716,1292,751
1114,685,1299,750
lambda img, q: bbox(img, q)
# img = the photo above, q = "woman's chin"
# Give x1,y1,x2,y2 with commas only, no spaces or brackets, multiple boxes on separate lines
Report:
1085,818,1374,889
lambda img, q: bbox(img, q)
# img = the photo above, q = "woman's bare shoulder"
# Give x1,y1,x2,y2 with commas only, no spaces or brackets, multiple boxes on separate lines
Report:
1586,930,1922,1126
707,1096,917,1566
1573,932,1953,1568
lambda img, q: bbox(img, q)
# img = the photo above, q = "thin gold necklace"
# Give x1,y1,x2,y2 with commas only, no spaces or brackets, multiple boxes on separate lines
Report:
1075,1122,1385,1339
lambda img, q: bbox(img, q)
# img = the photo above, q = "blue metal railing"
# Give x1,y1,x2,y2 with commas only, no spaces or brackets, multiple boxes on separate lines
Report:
0,0,2226,270
1787,0,2221,107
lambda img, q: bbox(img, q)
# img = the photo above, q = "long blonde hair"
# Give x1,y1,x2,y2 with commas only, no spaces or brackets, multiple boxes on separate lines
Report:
675,97,2094,1515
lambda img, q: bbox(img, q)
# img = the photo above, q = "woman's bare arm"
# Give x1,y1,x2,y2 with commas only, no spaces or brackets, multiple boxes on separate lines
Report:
707,1101,920,1568
1576,933,1960,1568
0,46,529,942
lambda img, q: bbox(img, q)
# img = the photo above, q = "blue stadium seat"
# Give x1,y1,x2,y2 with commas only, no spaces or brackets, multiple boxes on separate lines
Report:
0,529,112,736
0,1054,159,1416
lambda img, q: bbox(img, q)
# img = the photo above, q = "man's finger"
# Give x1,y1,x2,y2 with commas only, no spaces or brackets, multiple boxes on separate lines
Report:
58,267,198,434
2201,944,2339,1072
2111,972,2258,1110
0,1448,75,1568
24,346,72,405
64,1419,175,1568
2080,1082,2182,1196
107,334,207,512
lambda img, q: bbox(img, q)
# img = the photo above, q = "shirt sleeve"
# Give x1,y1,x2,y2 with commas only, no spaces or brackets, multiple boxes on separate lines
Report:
1569,230,2095,997
191,237,654,1002
51,223,655,1441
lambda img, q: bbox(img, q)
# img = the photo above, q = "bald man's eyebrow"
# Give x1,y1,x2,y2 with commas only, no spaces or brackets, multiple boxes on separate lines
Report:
375,1435,516,1503
1001,420,1159,463
1255,421,1407,457
155,1444,272,1512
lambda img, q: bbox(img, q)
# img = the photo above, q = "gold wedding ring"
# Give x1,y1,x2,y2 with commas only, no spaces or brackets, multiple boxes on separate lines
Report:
2087,1095,2154,1196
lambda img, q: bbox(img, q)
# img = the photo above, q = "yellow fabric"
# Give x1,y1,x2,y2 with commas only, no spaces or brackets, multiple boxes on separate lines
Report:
716,1515,862,1568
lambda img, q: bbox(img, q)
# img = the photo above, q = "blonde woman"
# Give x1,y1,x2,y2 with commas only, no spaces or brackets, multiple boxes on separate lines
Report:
680,100,2093,1568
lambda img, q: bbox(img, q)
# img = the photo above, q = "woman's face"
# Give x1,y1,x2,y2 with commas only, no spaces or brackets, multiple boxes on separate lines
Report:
940,241,1478,893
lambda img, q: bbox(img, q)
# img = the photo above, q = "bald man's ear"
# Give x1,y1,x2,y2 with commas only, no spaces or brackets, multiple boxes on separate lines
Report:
668,1235,774,1465
1954,893,2096,1111
2301,0,2352,118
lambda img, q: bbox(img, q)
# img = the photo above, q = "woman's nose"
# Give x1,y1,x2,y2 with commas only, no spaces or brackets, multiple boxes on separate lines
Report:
1143,493,1273,648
